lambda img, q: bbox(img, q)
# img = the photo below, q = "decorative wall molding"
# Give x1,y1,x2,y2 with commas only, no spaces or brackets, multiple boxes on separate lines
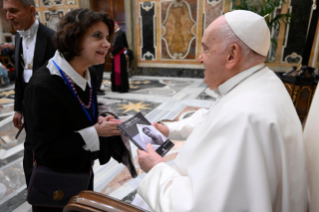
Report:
207,0,222,7
161,0,196,60
141,1,154,11
142,51,155,60
41,0,63,7
281,0,313,63
285,52,303,63
140,2,156,60
44,10,64,31
203,0,224,30
267,3,283,62
66,0,76,5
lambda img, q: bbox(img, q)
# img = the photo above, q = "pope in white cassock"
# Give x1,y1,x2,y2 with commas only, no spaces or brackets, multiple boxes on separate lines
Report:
136,10,308,212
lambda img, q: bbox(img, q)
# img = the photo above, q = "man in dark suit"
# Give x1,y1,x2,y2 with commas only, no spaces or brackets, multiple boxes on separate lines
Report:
3,0,55,186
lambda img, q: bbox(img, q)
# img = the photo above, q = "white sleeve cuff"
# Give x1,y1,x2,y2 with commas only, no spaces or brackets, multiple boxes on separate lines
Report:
77,126,100,152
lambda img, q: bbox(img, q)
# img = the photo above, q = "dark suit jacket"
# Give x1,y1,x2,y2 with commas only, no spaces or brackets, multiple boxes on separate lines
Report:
14,22,55,112
14,23,55,187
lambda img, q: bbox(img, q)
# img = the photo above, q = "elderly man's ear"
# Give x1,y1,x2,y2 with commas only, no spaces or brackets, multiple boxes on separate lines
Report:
225,44,240,69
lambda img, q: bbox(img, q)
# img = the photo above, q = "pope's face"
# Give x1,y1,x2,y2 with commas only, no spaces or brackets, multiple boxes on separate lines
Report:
78,21,111,66
198,17,229,90
3,0,35,31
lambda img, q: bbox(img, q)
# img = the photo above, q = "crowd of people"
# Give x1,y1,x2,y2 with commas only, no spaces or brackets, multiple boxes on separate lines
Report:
1,0,310,212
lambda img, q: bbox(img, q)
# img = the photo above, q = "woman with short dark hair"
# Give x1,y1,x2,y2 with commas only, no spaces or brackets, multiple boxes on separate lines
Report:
24,8,120,212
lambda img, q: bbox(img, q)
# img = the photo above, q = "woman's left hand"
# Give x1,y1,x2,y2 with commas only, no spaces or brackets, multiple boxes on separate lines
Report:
94,116,123,137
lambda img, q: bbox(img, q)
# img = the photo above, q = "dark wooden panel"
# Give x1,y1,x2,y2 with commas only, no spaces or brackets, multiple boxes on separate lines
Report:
91,0,113,16
91,0,126,72
113,0,126,31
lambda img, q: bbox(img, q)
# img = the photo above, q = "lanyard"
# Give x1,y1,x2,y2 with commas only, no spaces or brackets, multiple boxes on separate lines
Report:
52,60,95,124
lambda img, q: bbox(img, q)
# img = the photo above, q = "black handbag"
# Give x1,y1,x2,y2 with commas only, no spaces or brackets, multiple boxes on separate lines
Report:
27,158,91,208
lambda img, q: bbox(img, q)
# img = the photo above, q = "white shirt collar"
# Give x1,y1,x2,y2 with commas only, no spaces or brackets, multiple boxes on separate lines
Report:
47,51,92,91
115,28,120,33
18,19,39,38
217,63,266,96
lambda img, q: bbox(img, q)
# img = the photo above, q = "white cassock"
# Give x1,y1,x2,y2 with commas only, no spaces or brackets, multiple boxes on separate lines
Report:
137,64,308,212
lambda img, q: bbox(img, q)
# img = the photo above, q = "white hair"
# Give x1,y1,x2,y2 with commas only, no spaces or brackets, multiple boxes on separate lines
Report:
217,17,266,64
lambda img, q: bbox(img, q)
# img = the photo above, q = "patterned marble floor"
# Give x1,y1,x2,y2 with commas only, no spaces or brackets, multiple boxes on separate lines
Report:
0,73,215,211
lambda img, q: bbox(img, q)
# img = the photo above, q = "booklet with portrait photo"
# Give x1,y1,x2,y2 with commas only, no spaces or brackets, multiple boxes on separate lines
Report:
117,112,175,157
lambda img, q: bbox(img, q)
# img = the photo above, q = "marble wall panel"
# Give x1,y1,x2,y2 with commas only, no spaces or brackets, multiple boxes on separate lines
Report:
134,0,319,72
44,10,64,31
66,0,76,5
267,7,283,63
204,0,224,29
161,0,198,60
140,2,156,60
35,0,40,7
281,0,313,63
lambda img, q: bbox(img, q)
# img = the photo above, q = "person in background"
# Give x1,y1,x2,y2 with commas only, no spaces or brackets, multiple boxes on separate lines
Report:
136,10,307,212
110,22,129,93
92,63,105,95
0,43,15,65
3,0,55,189
0,61,10,86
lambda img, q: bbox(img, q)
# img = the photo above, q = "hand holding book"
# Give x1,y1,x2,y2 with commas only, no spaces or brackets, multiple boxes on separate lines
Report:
137,143,164,173
117,112,174,157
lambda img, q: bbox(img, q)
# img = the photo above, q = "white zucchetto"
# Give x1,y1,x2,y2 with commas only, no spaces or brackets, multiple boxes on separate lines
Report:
225,10,271,57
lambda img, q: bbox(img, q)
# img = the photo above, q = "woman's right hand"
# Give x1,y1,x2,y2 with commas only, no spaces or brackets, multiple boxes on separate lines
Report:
94,116,122,137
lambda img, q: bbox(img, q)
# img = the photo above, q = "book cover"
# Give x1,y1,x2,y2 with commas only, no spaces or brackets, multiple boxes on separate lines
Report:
117,112,174,157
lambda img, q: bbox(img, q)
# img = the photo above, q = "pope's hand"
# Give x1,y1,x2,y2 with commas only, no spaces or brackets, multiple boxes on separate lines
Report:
94,117,122,137
152,122,169,137
138,144,164,173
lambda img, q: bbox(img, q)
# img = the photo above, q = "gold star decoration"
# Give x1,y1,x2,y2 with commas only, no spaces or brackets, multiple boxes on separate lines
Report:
116,101,151,113
102,79,111,85
0,90,15,97
129,85,140,89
